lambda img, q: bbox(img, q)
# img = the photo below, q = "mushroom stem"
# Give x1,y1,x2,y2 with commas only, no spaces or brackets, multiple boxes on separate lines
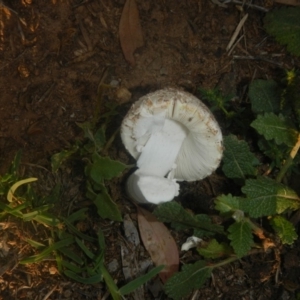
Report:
128,119,187,204
137,118,188,177
127,170,180,204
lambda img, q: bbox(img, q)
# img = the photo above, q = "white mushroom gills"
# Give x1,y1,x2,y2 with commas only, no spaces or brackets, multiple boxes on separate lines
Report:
121,88,223,204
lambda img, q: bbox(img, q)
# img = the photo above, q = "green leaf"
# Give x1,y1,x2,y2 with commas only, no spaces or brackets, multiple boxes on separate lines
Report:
58,247,84,265
215,194,242,213
93,183,122,221
66,208,89,224
61,260,83,274
32,213,61,227
198,239,232,259
222,135,258,179
251,113,298,146
0,201,26,219
228,221,253,257
24,238,45,249
51,145,79,172
64,219,97,242
64,270,103,284
20,237,74,264
119,265,164,296
100,264,121,300
241,177,300,217
193,214,220,237
7,177,37,202
93,127,106,150
154,202,223,235
257,139,286,168
264,7,300,57
270,216,298,245
88,154,127,182
76,122,95,141
75,238,95,259
164,260,212,300
249,79,280,113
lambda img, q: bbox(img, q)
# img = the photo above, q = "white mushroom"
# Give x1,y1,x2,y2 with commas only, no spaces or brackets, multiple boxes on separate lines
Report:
121,88,223,204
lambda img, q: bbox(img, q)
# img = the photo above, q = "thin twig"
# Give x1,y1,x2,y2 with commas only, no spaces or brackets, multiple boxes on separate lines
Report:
42,285,58,300
276,133,300,183
102,127,120,155
222,0,269,12
233,55,284,67
0,0,19,15
228,34,244,56
226,13,248,52
37,82,56,103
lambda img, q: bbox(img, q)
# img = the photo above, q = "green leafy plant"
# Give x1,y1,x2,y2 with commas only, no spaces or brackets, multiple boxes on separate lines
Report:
264,7,300,57
0,79,163,299
154,73,300,299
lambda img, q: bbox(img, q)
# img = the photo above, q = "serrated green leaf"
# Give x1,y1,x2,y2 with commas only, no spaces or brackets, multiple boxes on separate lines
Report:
257,139,286,168
251,113,298,146
93,183,122,221
222,135,258,180
264,7,300,57
193,215,219,237
270,216,297,245
241,177,300,217
88,154,127,182
153,202,223,235
119,265,164,296
249,79,280,113
215,194,242,213
51,146,79,172
164,260,212,300
228,221,253,257
198,239,232,259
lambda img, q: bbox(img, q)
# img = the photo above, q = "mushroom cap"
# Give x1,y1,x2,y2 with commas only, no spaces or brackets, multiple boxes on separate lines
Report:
121,88,223,181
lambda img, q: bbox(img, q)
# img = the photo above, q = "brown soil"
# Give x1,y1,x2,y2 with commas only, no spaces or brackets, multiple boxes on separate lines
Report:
0,0,300,299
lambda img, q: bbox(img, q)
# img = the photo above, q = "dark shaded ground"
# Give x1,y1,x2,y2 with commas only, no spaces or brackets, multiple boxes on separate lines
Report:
0,0,300,299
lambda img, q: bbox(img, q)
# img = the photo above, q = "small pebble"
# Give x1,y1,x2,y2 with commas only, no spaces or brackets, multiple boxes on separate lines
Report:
107,259,119,272
115,87,132,104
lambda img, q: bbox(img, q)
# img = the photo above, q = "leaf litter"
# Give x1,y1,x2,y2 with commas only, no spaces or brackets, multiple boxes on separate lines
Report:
136,207,179,283
119,0,144,65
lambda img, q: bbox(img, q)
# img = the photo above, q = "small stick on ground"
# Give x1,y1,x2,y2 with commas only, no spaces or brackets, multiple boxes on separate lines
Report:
226,13,248,52
233,55,284,67
223,0,269,12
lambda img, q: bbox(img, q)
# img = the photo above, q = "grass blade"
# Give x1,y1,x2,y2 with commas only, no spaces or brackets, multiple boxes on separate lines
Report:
20,237,74,264
64,270,102,284
75,237,95,259
119,265,164,296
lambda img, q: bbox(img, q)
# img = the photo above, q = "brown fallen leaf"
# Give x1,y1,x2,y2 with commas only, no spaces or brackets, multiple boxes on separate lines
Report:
119,0,144,65
137,207,179,283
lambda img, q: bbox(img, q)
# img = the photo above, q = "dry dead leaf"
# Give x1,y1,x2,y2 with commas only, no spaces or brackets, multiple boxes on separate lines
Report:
119,0,144,65
137,207,179,283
